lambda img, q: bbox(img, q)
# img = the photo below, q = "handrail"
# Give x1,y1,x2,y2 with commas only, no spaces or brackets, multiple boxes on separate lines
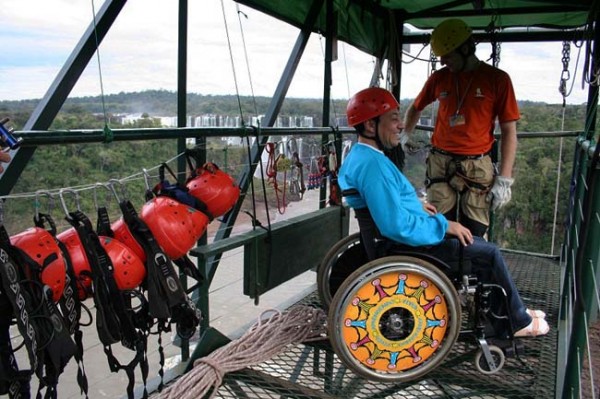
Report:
12,126,348,146
11,125,586,146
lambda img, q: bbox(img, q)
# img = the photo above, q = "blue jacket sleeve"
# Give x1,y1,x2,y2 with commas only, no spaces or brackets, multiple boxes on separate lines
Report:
342,146,448,247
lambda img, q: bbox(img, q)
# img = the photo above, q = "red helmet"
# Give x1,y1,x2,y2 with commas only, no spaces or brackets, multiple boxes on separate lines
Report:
98,237,146,291
58,228,147,299
346,87,399,127
10,227,67,303
57,228,92,301
111,218,147,262
186,162,240,218
140,196,209,259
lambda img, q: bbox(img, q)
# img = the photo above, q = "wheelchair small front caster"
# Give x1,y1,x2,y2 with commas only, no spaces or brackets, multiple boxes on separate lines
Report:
474,344,505,374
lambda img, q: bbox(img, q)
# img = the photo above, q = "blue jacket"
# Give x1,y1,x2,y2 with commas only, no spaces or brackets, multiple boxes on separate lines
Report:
338,143,448,246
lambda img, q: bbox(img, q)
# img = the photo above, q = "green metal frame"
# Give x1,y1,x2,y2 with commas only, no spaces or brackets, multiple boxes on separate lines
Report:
187,206,350,368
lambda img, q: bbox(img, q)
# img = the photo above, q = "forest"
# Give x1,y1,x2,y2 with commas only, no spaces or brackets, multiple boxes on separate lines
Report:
0,90,589,255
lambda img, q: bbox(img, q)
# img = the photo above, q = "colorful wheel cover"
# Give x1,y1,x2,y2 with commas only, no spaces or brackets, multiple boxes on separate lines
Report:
329,257,460,381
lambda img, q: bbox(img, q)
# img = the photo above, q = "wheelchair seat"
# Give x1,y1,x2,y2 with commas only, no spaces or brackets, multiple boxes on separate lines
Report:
317,204,517,382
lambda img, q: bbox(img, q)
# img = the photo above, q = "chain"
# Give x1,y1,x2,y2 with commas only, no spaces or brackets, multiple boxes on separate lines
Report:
493,41,501,67
559,41,571,102
429,49,437,76
486,16,501,67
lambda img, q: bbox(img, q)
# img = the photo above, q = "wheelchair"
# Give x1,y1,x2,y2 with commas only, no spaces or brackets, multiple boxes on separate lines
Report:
317,207,522,383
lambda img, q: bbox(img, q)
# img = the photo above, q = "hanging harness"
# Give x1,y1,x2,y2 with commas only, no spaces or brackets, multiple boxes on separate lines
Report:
119,198,200,331
35,213,89,399
287,139,306,202
266,142,292,214
0,223,76,399
425,147,494,193
65,209,150,399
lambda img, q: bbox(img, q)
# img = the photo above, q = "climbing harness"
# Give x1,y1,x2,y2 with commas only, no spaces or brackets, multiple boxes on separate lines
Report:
326,140,341,206
307,144,323,190
38,205,91,399
287,139,306,202
0,203,77,399
425,147,493,193
265,142,291,214
60,189,150,399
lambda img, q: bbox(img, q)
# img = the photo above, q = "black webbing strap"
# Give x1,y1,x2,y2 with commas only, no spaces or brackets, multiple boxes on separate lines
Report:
0,226,76,399
65,211,122,346
172,256,203,290
0,229,42,380
65,210,149,399
425,149,491,192
118,200,198,391
103,339,149,399
52,236,89,399
118,200,199,324
95,206,113,238
36,295,77,399
0,296,31,398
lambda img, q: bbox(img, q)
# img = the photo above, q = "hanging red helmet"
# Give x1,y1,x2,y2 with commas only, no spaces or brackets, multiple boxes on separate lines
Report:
98,236,146,291
58,228,147,299
186,162,240,218
111,218,147,262
10,227,67,303
57,228,92,301
140,196,209,259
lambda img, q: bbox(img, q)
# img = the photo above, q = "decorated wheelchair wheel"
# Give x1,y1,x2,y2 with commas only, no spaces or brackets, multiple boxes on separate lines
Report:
317,232,368,310
328,255,461,382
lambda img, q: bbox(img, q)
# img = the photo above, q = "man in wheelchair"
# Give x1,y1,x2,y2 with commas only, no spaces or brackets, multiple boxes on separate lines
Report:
338,87,549,340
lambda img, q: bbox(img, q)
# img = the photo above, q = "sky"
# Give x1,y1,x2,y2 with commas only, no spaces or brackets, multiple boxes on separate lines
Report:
0,0,592,106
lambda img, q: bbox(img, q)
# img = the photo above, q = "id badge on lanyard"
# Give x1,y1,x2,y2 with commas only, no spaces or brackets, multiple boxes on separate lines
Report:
452,74,474,128
449,113,466,127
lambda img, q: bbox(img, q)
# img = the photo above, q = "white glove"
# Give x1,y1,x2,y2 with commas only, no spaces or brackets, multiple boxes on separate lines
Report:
487,175,514,211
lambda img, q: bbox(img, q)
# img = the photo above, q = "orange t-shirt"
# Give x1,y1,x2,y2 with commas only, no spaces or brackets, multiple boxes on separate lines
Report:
413,62,520,155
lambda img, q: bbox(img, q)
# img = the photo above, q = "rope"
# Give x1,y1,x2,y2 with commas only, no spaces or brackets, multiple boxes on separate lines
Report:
220,0,244,121
236,4,258,117
90,0,112,143
158,305,326,399
551,41,572,255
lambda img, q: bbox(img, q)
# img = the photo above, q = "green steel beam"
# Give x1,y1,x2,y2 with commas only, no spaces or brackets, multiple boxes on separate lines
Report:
0,0,128,196
9,127,346,146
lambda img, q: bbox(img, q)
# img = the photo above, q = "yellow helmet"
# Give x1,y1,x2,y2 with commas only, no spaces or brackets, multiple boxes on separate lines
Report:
430,19,472,57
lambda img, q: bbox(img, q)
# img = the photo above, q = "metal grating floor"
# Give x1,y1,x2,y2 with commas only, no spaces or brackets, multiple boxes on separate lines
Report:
171,252,561,399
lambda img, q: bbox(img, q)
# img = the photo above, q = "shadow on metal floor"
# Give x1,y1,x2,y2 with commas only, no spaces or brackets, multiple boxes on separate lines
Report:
180,252,560,399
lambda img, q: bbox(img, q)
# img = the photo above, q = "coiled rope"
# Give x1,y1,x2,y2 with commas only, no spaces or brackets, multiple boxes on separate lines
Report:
157,305,327,399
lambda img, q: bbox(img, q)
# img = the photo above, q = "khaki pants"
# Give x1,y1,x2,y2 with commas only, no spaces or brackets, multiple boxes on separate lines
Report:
426,151,494,229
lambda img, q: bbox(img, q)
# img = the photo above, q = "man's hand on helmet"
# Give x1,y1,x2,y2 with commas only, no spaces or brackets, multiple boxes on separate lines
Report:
487,175,514,211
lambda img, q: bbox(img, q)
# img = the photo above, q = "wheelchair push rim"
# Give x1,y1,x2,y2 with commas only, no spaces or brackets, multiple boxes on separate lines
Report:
317,232,367,310
328,255,461,382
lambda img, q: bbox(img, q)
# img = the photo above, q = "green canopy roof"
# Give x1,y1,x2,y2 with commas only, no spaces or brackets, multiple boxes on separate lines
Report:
235,0,594,56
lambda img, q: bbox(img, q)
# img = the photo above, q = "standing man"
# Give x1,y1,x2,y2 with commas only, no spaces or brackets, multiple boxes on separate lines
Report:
404,18,519,237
